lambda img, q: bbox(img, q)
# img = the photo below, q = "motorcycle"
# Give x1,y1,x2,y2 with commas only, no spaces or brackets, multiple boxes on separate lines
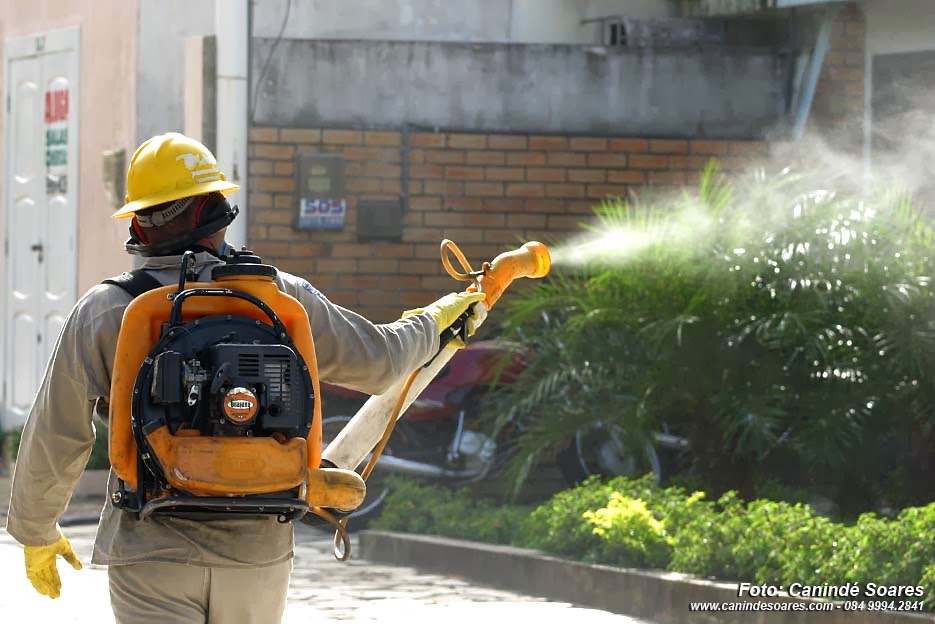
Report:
319,338,525,524
320,337,690,525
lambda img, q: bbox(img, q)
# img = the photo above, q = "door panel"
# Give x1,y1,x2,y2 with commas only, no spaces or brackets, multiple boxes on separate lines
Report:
5,56,43,427
38,51,77,364
11,62,39,182
44,194,71,300
11,197,39,297
3,29,79,430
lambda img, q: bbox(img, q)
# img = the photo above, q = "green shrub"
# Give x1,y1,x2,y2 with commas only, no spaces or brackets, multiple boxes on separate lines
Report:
517,476,625,557
377,474,935,610
729,500,838,585
583,493,672,567
920,564,935,611
371,476,528,545
668,490,745,579
889,505,935,586
821,506,935,589
516,474,710,562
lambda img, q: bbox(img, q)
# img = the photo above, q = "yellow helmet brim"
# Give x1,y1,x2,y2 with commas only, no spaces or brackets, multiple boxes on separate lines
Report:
111,179,241,220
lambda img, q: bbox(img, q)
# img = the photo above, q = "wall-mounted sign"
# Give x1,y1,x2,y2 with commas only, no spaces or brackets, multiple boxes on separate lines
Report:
298,198,346,230
44,76,69,196
296,152,345,230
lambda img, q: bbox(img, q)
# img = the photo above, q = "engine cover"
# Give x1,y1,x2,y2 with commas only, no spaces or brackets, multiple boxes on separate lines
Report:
203,343,308,435
140,314,313,442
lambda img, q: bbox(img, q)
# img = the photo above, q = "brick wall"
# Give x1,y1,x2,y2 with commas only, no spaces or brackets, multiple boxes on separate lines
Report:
248,127,767,322
811,2,866,148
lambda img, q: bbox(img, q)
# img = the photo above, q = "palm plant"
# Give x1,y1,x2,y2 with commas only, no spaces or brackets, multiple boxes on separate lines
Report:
490,164,935,514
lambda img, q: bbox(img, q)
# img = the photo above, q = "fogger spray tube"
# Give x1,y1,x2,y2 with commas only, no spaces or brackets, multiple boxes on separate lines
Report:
321,240,552,472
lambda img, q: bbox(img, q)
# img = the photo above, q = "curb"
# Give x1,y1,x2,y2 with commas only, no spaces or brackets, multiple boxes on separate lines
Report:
359,531,934,624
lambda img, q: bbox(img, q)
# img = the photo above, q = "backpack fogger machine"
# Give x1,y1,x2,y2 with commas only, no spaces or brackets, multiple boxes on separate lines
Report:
107,240,549,560
108,250,366,522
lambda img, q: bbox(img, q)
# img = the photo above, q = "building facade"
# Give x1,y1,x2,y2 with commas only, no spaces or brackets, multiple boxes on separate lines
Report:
3,0,931,429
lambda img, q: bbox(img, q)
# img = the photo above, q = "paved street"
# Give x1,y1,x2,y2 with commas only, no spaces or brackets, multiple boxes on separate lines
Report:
0,522,653,623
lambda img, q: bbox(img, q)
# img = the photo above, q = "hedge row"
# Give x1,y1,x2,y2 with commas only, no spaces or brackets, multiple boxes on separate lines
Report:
372,475,935,608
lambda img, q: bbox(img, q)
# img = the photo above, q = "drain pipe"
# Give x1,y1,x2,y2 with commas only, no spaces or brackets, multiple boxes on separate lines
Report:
215,0,249,248
792,8,836,139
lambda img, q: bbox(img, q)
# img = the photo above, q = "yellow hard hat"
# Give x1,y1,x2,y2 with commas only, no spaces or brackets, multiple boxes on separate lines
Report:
112,132,240,220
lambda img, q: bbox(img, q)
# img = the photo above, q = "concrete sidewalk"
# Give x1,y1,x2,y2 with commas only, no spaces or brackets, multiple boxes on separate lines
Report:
0,523,650,623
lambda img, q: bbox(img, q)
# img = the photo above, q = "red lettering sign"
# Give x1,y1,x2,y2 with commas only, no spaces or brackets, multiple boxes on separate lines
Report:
44,89,69,124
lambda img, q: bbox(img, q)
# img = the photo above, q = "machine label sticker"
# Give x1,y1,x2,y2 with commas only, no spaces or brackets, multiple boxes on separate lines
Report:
223,387,258,423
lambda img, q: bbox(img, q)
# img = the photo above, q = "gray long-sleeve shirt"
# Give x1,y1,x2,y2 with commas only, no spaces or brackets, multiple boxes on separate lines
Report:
5,251,439,567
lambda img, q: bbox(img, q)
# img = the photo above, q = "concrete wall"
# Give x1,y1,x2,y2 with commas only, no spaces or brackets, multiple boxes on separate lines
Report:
136,0,215,144
0,0,136,294
251,0,677,43
862,0,935,57
252,39,789,138
252,0,511,42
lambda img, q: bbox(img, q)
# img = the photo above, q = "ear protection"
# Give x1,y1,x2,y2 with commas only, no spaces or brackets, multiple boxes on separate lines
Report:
125,193,239,257
131,217,150,245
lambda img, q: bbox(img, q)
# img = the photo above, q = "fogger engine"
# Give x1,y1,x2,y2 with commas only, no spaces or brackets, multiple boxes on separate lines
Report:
109,250,324,521
146,341,312,440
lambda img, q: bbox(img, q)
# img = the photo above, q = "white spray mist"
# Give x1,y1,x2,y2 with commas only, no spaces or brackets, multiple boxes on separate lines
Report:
548,97,935,270
550,204,717,268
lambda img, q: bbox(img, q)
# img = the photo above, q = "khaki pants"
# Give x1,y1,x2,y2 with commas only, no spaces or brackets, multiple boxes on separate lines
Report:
108,560,292,624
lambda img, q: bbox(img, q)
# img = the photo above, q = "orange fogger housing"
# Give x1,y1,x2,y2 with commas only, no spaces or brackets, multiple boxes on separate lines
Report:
109,274,322,497
472,241,552,309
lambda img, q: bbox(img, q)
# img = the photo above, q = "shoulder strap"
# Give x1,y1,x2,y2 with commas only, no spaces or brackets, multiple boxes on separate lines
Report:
101,269,163,299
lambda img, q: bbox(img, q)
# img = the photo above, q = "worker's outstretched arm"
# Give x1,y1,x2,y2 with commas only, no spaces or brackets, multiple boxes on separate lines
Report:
280,275,480,394
6,286,122,597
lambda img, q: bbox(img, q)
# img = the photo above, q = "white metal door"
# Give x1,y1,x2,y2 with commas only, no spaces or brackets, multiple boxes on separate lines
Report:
3,28,80,430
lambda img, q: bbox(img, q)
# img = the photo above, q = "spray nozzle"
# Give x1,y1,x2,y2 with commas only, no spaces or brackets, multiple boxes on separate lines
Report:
441,239,552,309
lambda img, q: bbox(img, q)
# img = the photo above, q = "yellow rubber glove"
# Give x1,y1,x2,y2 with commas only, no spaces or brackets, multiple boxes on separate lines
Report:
24,534,82,599
403,291,487,339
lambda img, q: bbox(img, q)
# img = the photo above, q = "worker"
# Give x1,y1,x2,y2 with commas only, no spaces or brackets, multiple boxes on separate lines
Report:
5,132,484,623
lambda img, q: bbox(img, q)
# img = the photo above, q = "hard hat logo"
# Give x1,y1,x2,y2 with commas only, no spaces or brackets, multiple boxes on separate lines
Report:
176,152,215,169
176,153,222,183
